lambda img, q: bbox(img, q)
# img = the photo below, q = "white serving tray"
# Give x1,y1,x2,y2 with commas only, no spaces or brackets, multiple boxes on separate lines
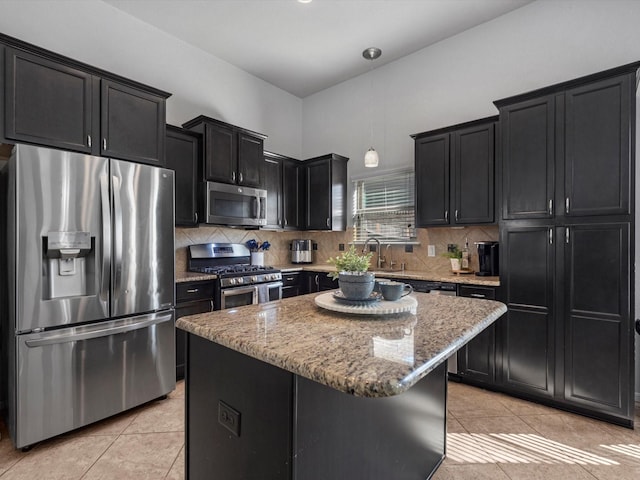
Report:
314,291,417,315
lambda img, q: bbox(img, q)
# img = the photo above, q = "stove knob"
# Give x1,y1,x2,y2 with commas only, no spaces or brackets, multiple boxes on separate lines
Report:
229,278,236,285
237,277,244,284
268,274,275,281
251,275,258,282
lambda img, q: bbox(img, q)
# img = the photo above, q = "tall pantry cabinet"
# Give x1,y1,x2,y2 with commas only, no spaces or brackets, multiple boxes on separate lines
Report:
495,62,638,426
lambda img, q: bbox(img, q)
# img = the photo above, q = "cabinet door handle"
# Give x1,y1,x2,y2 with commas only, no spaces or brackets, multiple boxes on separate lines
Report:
87,135,92,148
565,227,570,244
194,212,198,224
232,171,236,183
284,218,288,226
470,293,486,298
549,228,553,244
103,138,107,150
186,288,199,293
239,172,243,183
455,210,459,222
445,210,449,222
326,218,330,228
210,300,215,311
548,199,553,215
565,197,570,214
315,274,319,286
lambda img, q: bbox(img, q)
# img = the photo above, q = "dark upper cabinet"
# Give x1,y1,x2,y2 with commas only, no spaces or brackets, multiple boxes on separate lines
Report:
5,47,93,153
282,159,304,230
263,154,282,229
238,133,264,187
453,122,495,224
414,133,449,226
263,152,304,231
4,45,169,165
166,125,200,226
500,224,556,399
203,122,235,183
305,154,348,231
563,223,632,419
412,117,496,227
498,95,555,220
100,80,165,166
182,116,266,188
564,76,632,217
496,65,636,220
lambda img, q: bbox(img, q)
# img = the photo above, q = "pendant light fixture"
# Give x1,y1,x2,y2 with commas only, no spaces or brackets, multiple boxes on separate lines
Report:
363,47,381,168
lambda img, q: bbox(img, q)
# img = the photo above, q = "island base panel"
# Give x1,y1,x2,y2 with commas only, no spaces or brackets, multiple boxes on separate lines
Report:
185,333,446,479
294,364,446,480
186,335,293,480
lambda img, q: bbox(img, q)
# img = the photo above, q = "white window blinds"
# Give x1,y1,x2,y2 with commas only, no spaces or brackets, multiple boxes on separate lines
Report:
353,170,416,243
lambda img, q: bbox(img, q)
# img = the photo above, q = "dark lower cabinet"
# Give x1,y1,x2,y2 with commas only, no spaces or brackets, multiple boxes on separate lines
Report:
563,223,632,418
304,271,338,293
166,125,200,226
281,271,302,298
457,285,498,385
501,225,556,398
176,281,215,380
494,222,634,426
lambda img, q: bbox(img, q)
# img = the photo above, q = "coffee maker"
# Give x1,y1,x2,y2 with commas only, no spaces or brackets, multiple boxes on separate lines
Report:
290,239,313,264
475,241,499,276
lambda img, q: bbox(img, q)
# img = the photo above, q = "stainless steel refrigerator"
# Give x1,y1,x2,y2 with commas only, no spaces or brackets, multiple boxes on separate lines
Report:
2,144,176,449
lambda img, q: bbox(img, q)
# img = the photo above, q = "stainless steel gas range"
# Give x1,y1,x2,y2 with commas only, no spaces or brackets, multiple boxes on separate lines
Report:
188,243,282,310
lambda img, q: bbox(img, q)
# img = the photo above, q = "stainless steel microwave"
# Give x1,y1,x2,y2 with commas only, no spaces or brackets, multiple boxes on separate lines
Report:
205,181,267,227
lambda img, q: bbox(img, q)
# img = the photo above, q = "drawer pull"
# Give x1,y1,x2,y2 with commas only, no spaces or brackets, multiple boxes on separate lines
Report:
470,293,487,298
186,288,199,293
285,277,295,281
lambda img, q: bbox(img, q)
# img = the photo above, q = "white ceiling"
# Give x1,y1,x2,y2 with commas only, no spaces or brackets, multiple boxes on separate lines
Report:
103,0,534,98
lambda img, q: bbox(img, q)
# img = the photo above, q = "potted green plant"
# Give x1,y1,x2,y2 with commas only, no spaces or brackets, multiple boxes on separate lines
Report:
442,246,462,271
327,246,375,300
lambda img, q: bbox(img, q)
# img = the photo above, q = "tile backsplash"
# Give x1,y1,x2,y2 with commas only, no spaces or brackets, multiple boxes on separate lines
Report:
175,225,499,275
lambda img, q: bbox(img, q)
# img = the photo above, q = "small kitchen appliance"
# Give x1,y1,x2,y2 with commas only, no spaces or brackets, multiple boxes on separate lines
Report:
290,239,313,264
188,243,282,309
475,241,499,276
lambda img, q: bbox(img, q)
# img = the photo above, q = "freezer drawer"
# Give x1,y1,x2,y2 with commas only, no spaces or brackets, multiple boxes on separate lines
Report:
12,311,175,449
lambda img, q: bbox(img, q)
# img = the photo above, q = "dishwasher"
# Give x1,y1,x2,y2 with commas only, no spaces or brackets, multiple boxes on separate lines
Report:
404,280,459,376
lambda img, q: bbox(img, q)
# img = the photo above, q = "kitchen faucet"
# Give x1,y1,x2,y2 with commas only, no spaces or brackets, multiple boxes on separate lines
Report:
362,237,383,270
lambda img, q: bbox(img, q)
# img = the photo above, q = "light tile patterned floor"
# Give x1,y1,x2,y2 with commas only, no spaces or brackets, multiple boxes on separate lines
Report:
0,380,638,479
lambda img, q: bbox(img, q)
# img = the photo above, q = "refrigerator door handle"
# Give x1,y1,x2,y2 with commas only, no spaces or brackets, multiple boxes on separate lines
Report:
112,175,124,300
99,174,111,306
25,313,173,347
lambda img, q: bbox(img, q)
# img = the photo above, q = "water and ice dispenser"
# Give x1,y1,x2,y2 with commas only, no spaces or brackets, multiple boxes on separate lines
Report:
44,231,93,299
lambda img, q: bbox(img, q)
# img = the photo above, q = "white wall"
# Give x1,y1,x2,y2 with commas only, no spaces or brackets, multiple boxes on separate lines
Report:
303,0,640,178
0,0,303,158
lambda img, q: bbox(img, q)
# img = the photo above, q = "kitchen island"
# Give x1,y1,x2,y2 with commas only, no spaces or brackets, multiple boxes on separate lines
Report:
177,291,506,480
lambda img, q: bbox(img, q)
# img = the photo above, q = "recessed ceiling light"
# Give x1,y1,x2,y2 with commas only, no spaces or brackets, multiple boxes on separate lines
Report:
298,0,312,3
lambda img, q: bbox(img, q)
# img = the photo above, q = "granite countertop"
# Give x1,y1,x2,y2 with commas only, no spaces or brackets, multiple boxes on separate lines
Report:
176,265,499,287
177,292,506,397
290,264,500,287
176,272,218,283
